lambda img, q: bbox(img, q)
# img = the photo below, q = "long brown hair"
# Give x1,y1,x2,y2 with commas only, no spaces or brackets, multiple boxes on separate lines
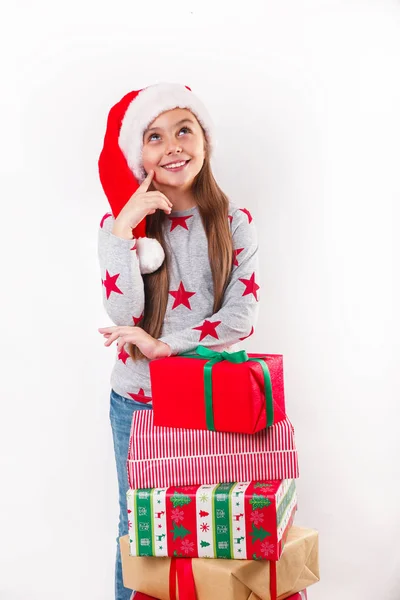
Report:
128,149,234,361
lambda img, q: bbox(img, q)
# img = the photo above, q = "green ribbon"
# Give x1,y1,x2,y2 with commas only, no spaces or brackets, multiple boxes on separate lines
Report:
179,345,274,431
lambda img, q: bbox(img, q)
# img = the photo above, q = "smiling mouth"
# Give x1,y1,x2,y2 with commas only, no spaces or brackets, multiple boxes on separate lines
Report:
161,159,191,171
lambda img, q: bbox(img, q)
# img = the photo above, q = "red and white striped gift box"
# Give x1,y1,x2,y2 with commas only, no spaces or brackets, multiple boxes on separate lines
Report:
128,410,299,489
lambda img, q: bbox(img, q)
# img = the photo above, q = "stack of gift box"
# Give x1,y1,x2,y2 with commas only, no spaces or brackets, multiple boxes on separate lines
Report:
119,346,320,599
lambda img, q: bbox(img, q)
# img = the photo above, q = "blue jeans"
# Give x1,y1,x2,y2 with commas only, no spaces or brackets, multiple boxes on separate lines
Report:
109,388,152,600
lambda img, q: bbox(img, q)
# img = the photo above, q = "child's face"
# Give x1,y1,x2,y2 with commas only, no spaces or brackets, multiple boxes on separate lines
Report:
142,108,206,190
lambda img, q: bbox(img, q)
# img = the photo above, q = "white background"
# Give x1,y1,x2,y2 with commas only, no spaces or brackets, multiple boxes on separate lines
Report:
1,1,398,599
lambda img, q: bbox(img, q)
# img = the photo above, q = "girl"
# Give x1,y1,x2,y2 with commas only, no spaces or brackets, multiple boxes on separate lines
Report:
97,82,260,600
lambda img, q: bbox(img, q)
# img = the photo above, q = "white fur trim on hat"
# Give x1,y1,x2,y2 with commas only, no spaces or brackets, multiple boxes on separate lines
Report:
118,82,214,183
135,236,165,274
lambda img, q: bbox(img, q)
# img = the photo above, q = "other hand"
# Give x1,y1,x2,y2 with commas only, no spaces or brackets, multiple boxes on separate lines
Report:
98,325,171,360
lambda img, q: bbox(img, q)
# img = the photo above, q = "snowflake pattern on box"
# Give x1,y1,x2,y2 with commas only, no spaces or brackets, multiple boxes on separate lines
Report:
261,540,276,557
171,508,184,523
250,510,265,526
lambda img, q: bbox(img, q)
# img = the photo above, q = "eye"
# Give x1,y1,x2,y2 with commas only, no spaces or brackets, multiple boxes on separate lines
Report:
148,133,160,142
178,127,191,136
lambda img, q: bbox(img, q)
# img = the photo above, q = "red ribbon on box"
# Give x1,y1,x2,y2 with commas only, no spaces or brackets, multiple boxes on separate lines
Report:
150,347,286,434
179,346,274,430
169,558,196,600
169,556,277,600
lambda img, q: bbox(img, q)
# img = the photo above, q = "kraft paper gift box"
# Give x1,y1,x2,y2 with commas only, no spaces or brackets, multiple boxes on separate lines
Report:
128,411,299,489
150,346,286,434
120,525,319,600
127,480,297,561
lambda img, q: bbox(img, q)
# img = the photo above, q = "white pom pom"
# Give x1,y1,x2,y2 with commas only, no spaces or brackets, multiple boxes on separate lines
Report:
135,237,165,274
224,343,241,353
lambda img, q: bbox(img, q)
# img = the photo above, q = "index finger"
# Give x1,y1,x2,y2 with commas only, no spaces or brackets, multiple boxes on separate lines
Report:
138,170,154,192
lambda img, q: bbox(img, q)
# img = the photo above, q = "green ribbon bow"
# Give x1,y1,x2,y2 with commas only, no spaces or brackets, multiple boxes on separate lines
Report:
179,345,274,431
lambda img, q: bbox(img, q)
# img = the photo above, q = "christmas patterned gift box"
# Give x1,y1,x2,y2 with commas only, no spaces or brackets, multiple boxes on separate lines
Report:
128,411,299,489
150,346,286,434
120,526,319,600
127,480,297,561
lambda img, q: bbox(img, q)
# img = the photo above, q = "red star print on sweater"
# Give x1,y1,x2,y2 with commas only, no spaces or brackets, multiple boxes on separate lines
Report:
239,326,254,341
239,272,260,301
98,202,260,402
100,212,112,228
118,346,130,364
102,270,123,299
127,389,152,404
233,248,244,267
169,281,196,309
168,215,193,231
239,208,253,223
193,319,222,341
132,313,144,325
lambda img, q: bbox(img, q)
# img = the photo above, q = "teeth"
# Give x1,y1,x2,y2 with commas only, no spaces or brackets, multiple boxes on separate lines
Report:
164,161,186,169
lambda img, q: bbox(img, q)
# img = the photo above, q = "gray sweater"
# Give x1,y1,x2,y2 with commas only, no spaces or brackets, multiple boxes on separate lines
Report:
98,202,260,403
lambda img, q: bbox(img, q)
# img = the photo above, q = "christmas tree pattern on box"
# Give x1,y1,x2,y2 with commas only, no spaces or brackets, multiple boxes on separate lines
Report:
127,479,297,561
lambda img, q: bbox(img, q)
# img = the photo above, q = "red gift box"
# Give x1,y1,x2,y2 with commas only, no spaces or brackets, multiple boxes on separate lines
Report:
128,410,298,489
150,346,286,434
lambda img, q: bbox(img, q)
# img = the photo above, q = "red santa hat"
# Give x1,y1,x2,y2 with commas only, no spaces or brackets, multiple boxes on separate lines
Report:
98,82,214,274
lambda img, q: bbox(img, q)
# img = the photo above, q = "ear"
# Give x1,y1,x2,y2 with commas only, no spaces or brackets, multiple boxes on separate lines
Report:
202,138,207,160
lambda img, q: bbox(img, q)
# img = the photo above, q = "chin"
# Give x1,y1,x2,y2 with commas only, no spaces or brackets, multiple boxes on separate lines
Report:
166,175,193,188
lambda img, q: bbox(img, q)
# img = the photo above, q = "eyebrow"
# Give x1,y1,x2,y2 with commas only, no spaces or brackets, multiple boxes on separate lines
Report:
145,118,195,133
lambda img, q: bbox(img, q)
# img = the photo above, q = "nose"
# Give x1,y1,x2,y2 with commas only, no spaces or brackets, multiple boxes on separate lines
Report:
166,140,182,155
